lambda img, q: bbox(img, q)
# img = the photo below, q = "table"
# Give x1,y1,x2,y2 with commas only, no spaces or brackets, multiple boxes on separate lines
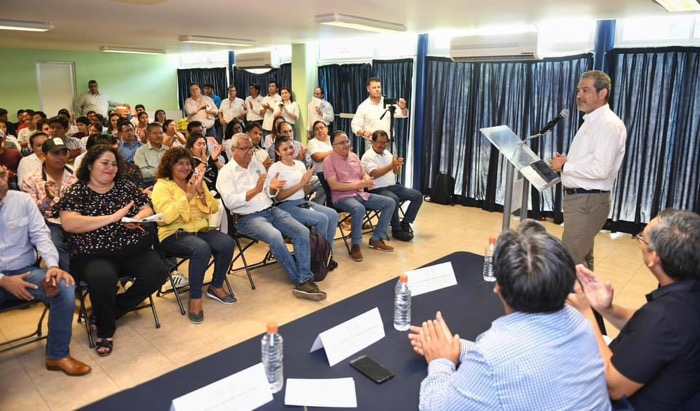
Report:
86,251,504,410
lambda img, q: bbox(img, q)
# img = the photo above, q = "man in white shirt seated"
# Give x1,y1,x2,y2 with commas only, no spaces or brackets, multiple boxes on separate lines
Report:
216,133,326,301
17,132,48,185
134,123,169,187
361,130,422,242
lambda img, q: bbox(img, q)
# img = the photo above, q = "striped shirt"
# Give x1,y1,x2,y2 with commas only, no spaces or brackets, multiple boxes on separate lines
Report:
74,92,124,116
419,306,611,410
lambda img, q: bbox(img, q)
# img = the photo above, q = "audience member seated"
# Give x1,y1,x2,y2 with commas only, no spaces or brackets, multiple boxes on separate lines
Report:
409,220,611,410
276,121,311,168
16,109,38,150
0,109,16,136
265,117,286,160
162,119,186,148
57,145,168,356
186,133,224,196
154,109,166,125
106,113,121,136
222,120,246,159
361,130,423,242
116,119,143,163
568,209,700,409
323,131,395,261
17,132,48,185
21,138,77,272
47,116,82,161
134,123,169,187
0,165,91,376
134,111,149,144
216,133,326,301
0,131,23,187
268,136,339,270
307,121,333,205
129,104,148,128
273,87,300,125
152,147,236,324
74,116,90,141
185,83,218,137
245,122,272,169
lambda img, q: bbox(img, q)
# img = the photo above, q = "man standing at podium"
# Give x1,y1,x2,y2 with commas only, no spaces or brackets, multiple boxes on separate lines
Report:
549,70,626,271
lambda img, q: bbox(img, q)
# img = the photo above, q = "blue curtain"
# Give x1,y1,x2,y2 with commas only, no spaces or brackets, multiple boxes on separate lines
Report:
318,63,371,154
373,59,413,184
421,54,593,222
608,47,700,230
232,63,292,101
177,68,227,112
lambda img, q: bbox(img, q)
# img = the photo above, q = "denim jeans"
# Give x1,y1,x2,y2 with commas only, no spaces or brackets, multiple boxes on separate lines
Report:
160,229,235,299
335,194,395,246
277,199,338,252
47,222,70,272
370,184,424,231
236,207,313,285
0,266,75,359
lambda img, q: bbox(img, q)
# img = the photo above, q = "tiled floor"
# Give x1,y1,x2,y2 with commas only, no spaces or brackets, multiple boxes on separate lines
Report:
0,203,652,410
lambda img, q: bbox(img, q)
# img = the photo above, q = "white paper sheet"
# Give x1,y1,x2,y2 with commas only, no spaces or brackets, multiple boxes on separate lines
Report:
170,363,273,411
404,261,458,296
122,213,163,223
284,378,357,408
310,307,385,366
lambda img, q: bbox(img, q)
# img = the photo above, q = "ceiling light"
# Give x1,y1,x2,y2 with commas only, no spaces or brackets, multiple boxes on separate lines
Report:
653,0,700,12
100,46,165,55
178,35,256,47
0,19,53,32
315,13,406,33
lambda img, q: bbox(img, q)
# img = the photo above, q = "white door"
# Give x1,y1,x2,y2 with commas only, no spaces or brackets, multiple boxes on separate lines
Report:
36,62,76,116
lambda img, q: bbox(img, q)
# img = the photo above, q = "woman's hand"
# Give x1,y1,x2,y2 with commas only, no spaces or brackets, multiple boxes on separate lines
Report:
112,201,135,223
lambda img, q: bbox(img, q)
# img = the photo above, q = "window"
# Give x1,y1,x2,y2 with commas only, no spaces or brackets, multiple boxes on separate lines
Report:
616,16,700,47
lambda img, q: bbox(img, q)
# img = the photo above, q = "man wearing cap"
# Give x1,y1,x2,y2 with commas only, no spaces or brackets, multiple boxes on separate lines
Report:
74,79,129,117
0,165,91,376
47,116,83,161
21,138,77,272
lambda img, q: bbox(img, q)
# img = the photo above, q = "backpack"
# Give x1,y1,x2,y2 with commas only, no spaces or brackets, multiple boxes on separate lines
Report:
429,172,455,205
309,226,332,282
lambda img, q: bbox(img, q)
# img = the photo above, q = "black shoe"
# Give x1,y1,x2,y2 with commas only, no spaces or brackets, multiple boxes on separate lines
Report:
401,222,414,234
392,230,413,242
328,258,338,271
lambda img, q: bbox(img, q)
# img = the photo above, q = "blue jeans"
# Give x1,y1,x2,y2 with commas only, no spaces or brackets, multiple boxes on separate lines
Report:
160,229,235,299
236,207,313,285
0,266,75,359
48,222,70,272
370,184,423,231
277,199,338,253
335,194,395,246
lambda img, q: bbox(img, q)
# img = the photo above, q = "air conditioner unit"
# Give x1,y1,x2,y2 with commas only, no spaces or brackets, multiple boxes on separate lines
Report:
450,32,541,62
235,51,280,69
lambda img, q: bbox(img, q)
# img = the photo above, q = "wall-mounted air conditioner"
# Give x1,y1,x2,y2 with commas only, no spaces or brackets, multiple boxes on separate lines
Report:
235,51,280,69
450,32,541,62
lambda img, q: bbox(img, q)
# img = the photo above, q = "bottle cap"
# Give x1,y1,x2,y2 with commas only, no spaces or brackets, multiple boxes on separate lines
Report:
267,322,278,333
489,237,496,244
399,274,408,283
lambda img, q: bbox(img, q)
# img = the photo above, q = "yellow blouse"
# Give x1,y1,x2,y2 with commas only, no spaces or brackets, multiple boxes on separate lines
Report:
151,178,219,242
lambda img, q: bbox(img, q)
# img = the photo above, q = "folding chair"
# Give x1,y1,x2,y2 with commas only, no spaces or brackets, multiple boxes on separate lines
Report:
0,301,49,353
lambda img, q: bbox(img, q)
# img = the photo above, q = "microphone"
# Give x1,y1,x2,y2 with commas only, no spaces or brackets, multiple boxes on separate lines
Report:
537,109,569,135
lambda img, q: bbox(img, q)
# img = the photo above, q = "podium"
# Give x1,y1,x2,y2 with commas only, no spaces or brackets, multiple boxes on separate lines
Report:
480,125,560,231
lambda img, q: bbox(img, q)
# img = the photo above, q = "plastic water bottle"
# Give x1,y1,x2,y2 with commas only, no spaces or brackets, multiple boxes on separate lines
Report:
483,237,497,282
261,322,284,393
393,274,411,331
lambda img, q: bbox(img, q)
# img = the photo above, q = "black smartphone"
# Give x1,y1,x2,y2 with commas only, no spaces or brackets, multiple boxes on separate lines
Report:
349,355,394,384
297,202,312,209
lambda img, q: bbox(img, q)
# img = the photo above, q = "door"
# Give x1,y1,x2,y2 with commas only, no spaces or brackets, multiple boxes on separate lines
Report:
36,61,76,116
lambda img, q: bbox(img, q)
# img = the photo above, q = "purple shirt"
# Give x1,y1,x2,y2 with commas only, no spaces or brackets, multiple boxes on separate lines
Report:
322,151,370,204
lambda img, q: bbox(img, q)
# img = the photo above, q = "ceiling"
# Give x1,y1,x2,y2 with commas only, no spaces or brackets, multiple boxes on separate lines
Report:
0,0,679,53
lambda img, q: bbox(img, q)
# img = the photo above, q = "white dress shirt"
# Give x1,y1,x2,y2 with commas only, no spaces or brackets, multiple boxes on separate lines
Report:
274,101,300,125
361,148,396,189
219,97,246,123
216,159,273,215
562,104,627,191
307,98,334,131
351,97,408,138
261,94,282,131
17,153,43,186
245,95,264,122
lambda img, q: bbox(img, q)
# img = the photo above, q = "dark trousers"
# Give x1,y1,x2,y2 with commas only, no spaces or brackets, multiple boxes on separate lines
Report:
71,250,168,338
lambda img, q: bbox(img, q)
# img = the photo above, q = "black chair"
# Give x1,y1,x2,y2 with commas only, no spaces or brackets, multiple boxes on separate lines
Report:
224,204,279,290
0,300,49,353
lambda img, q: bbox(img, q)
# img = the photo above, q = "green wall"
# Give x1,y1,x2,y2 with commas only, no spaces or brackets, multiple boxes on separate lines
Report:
0,47,179,121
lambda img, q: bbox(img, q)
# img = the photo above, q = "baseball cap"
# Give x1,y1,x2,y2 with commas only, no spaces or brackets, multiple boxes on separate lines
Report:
42,137,69,154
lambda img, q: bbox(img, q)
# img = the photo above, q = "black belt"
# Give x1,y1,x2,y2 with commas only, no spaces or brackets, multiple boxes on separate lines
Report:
564,188,609,195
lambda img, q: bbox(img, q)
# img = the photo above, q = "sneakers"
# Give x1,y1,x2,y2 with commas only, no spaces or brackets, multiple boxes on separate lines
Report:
165,271,189,290
369,239,394,252
206,286,237,304
349,245,363,262
293,280,327,301
392,229,413,242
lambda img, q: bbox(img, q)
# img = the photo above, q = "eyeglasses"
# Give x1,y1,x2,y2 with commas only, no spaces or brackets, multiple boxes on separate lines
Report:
333,140,350,146
635,232,648,246
234,146,253,152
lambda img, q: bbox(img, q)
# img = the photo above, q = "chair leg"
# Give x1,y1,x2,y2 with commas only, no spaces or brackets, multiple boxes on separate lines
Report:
229,237,256,290
76,285,95,348
157,256,187,316
148,295,160,329
223,276,235,297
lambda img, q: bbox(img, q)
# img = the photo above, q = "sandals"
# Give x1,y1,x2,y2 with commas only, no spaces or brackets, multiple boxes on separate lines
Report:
95,339,113,357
